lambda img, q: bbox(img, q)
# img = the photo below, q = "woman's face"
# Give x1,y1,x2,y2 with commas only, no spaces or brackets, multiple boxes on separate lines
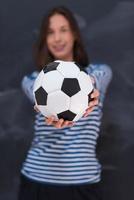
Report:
46,14,75,61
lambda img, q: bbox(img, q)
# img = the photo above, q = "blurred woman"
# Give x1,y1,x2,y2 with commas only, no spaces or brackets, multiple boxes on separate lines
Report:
18,6,112,200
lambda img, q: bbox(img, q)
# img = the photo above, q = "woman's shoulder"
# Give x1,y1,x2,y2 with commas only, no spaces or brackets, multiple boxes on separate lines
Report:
23,71,39,80
86,63,112,73
21,71,39,84
85,63,113,79
21,71,39,90
21,71,39,103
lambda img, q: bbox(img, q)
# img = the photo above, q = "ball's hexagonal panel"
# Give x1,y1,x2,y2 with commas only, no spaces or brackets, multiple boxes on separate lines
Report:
61,78,80,97
41,70,64,93
43,61,60,73
33,70,44,92
47,90,70,114
57,110,76,121
77,71,93,95
36,105,58,120
70,91,88,114
35,87,48,105
57,61,80,78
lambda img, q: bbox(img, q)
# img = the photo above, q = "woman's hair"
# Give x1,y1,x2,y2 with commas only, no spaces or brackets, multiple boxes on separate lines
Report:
34,6,89,70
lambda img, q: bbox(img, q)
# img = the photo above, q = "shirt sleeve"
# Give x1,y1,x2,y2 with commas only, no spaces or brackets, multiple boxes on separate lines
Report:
21,71,39,104
86,64,113,103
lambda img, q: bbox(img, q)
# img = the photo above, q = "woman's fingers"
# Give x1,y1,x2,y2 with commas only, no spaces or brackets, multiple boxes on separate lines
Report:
83,107,94,117
89,89,99,107
45,116,74,128
54,119,74,128
83,89,100,117
89,98,99,107
54,118,64,128
34,105,40,112
91,89,99,99
62,120,74,128
46,116,55,125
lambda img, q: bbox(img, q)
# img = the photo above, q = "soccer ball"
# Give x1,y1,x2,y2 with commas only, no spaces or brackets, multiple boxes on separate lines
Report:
33,60,94,121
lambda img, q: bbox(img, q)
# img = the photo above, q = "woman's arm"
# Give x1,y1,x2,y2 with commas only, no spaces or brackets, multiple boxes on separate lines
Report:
21,71,39,104
86,64,113,104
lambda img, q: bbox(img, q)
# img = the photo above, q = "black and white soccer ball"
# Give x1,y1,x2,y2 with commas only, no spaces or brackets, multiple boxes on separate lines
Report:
33,60,94,121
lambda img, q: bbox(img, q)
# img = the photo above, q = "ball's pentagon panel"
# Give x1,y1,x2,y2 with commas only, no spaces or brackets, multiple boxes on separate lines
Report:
74,62,85,71
35,87,48,105
41,70,64,93
61,78,81,97
77,71,93,95
57,61,80,78
57,110,76,121
47,90,70,114
43,61,60,73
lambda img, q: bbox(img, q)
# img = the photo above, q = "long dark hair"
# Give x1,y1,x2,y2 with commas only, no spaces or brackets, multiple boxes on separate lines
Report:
34,6,89,70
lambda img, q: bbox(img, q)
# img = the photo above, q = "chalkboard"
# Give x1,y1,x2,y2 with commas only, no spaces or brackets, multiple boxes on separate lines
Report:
0,0,134,199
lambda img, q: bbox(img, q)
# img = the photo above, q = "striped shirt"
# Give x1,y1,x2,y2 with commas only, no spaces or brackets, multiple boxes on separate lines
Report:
21,64,112,185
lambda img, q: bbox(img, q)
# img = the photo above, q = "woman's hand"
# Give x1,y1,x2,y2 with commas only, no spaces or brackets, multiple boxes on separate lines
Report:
34,105,74,129
45,117,74,129
83,89,100,117
34,88,99,128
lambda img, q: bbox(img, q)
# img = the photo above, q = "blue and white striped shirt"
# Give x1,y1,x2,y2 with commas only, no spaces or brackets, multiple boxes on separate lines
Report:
21,64,112,185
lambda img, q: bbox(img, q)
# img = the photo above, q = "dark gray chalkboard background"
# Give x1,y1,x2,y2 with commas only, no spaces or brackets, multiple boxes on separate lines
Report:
0,0,134,199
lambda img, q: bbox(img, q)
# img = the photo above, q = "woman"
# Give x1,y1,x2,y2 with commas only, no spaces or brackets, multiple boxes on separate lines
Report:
18,6,112,200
